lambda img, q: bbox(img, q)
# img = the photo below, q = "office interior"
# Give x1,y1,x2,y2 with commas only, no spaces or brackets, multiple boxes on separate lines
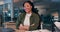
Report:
0,0,60,32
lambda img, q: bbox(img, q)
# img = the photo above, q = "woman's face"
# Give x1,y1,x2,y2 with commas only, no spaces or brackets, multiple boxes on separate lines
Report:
24,2,32,13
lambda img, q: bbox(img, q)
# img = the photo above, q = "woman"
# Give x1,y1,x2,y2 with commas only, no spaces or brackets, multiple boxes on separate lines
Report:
16,1,40,31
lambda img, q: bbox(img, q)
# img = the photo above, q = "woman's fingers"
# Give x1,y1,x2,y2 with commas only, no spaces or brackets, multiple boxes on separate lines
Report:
24,25,29,30
19,24,29,31
19,24,24,30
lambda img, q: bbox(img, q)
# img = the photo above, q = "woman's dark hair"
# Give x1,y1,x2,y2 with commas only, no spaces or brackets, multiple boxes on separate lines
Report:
23,1,38,14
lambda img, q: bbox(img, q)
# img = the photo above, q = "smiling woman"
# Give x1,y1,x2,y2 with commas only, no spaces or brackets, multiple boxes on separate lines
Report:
16,1,40,31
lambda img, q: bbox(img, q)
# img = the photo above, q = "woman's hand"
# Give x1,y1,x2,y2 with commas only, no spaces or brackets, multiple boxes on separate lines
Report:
23,25,29,30
19,24,24,30
19,24,29,31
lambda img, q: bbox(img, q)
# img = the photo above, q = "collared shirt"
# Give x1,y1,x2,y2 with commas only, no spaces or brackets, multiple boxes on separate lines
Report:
23,13,32,26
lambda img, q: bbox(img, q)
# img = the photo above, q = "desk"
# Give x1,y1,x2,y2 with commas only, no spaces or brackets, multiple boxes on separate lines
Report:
3,22,51,32
15,29,51,32
3,22,16,29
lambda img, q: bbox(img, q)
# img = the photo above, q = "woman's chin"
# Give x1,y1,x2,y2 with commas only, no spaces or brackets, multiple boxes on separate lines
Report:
25,11,31,13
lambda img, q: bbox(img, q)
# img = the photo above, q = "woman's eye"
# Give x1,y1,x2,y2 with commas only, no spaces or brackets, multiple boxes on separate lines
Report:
26,5,29,7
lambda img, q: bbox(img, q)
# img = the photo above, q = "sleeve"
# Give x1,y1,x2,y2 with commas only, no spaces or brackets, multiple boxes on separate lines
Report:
29,14,40,30
16,14,22,29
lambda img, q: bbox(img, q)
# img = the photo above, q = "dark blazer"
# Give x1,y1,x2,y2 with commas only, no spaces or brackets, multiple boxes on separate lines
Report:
16,12,40,31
